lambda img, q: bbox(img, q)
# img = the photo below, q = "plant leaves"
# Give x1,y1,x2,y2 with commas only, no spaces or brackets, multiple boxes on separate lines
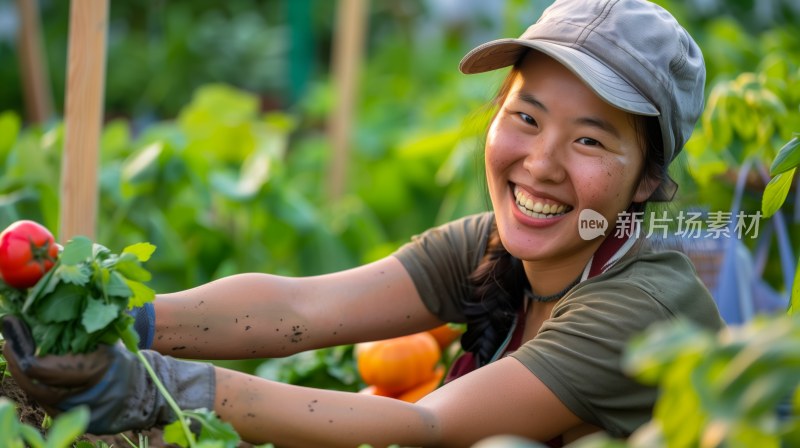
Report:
32,321,64,356
43,406,89,448
0,398,22,447
23,264,60,313
791,262,800,315
19,424,45,448
163,419,190,447
81,298,120,333
55,264,91,286
125,279,156,309
123,242,157,262
761,168,795,218
106,271,132,297
186,409,241,448
69,327,93,353
60,237,93,266
35,284,86,323
115,252,152,282
769,136,800,176
622,319,711,385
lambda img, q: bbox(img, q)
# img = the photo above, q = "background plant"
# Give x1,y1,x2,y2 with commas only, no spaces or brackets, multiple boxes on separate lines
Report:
0,398,89,448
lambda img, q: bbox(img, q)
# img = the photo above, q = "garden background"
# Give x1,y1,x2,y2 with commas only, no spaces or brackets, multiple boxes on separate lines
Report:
0,0,799,446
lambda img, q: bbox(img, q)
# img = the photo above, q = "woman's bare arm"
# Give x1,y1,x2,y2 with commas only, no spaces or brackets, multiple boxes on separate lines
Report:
150,256,443,359
214,357,582,447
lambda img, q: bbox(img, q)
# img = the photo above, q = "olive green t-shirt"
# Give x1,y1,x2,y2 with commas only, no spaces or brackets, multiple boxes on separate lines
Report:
392,212,724,438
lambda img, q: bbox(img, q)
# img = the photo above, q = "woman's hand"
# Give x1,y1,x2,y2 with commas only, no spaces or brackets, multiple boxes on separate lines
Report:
1,315,215,435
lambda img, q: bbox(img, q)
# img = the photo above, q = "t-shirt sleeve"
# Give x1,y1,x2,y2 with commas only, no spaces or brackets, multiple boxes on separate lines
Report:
509,281,672,437
391,213,495,323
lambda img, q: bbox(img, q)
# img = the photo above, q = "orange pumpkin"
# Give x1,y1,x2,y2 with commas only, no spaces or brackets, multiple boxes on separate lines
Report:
355,332,441,394
396,365,445,402
427,324,464,350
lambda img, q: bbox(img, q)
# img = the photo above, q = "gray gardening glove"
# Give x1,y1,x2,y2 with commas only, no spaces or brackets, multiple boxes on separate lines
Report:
1,315,215,435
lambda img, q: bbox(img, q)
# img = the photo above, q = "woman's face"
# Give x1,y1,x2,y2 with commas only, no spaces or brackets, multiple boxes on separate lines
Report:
485,51,654,270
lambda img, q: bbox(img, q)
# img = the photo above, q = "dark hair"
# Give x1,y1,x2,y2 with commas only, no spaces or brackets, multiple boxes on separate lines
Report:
460,64,669,366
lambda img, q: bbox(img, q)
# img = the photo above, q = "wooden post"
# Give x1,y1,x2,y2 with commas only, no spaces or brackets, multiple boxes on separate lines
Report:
16,0,54,124
327,0,369,200
59,0,108,242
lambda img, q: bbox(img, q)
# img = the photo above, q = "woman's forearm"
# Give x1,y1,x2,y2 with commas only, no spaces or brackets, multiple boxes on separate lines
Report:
149,257,439,360
151,273,311,359
213,367,441,447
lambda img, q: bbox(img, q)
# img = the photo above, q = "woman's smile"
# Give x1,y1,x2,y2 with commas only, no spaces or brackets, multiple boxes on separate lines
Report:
511,183,573,219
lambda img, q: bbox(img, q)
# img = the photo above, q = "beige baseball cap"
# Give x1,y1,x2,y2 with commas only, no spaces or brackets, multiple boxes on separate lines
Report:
460,0,706,167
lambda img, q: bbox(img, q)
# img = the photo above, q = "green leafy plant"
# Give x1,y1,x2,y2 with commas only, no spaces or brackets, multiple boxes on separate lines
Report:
527,314,800,448
621,316,800,447
256,345,361,392
762,129,800,313
0,397,89,448
0,236,155,355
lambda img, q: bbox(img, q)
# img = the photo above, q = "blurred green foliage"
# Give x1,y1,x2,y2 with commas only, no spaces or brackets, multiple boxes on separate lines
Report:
552,314,800,448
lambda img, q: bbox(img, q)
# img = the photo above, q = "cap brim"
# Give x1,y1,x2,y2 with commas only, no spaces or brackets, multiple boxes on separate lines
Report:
460,39,659,116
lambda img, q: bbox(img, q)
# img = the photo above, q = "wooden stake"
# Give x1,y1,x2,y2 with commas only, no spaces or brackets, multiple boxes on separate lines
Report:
59,0,108,242
16,0,54,124
327,0,369,200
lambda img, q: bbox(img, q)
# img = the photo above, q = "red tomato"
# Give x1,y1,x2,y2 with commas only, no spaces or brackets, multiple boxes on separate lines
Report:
0,220,59,289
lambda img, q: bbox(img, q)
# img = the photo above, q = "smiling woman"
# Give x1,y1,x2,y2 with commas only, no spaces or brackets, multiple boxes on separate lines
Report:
1,1,726,446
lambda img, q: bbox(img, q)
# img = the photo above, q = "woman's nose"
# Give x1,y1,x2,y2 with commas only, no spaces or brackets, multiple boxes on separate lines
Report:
522,135,567,184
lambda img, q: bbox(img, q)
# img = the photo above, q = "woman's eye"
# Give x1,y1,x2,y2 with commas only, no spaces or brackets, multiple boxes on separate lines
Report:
517,112,537,126
577,137,602,147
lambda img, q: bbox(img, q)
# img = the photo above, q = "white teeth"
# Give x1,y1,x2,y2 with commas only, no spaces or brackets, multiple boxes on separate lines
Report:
513,186,570,217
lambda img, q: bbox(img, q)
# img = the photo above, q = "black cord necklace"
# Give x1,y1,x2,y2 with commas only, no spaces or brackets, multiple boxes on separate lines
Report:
525,274,582,303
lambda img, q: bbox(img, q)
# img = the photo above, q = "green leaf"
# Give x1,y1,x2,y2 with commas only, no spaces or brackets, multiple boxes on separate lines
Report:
0,398,22,447
43,406,89,448
124,279,156,309
106,271,132,297
115,253,152,282
123,242,157,262
92,243,111,261
770,136,800,176
0,111,21,161
163,419,190,447
622,319,711,385
32,321,64,355
761,168,795,218
23,264,60,312
69,327,92,353
119,323,140,353
60,237,93,266
19,424,45,448
121,141,163,185
185,409,241,448
791,261,800,315
210,148,272,200
55,263,91,286
35,283,86,323
72,442,98,448
81,298,120,333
